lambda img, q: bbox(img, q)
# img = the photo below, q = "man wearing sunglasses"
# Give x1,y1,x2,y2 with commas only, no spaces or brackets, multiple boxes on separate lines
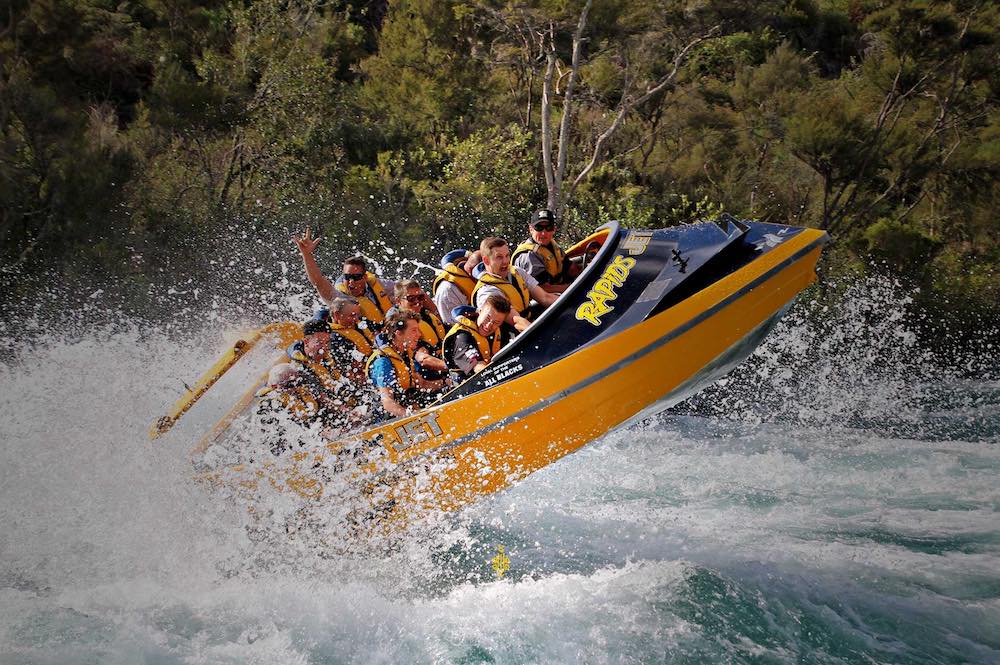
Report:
511,209,572,294
317,298,374,386
390,279,449,381
257,318,363,448
293,228,396,331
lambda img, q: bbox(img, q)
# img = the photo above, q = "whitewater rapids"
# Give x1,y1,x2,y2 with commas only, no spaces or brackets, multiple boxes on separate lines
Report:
1,277,998,664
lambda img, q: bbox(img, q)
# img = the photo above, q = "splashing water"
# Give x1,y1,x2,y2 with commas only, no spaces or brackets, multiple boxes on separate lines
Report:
1,275,998,664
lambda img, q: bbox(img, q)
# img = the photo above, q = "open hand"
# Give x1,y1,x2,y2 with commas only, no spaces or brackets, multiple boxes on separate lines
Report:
292,228,322,255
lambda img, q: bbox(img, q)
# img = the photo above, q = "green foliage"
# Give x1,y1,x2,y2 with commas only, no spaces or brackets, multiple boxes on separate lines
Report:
856,217,942,278
413,124,536,237
357,0,484,146
1,0,998,328
666,194,725,225
689,29,782,81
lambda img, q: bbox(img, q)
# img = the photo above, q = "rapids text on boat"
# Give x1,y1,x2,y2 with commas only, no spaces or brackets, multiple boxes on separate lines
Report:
152,215,827,528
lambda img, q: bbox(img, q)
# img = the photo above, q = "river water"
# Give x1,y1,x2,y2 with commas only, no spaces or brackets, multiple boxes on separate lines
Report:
1,276,998,664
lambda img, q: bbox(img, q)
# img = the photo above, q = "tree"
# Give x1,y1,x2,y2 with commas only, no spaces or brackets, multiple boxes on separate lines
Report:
471,0,719,217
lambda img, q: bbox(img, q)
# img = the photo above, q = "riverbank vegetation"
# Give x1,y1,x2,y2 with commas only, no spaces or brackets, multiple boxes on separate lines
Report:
2,0,997,336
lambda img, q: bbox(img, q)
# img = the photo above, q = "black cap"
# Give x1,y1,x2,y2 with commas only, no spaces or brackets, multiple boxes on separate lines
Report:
533,209,555,223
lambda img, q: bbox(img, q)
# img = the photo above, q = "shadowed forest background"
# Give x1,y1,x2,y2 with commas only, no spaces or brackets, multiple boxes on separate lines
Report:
1,0,997,344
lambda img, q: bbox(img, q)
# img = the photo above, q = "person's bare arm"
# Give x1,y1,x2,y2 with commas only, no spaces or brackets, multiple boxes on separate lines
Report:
540,282,568,294
293,229,336,302
414,347,448,372
528,283,559,308
378,387,408,418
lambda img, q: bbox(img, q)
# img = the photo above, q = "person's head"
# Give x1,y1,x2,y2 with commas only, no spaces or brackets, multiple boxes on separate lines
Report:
302,318,331,359
341,256,368,297
529,209,557,245
394,279,428,312
478,293,511,336
480,236,511,278
384,310,421,352
329,297,361,328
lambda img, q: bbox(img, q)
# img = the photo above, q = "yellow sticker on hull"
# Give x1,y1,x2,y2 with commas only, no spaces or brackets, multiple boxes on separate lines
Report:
575,254,637,326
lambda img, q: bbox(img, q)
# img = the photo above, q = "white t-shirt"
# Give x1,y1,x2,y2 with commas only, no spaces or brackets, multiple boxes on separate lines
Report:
434,281,471,325
474,266,539,310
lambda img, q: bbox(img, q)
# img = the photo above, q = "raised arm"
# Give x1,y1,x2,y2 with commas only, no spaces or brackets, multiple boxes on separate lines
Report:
293,228,336,303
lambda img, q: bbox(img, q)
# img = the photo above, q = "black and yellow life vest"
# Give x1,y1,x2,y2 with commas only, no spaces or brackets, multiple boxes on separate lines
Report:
442,315,503,374
259,383,320,424
432,262,477,301
258,342,343,424
329,322,375,358
419,309,447,350
511,239,568,284
471,271,532,317
365,342,417,397
335,272,393,328
287,343,342,393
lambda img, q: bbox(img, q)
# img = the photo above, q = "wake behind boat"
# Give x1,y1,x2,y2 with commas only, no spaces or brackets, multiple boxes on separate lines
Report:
153,215,827,530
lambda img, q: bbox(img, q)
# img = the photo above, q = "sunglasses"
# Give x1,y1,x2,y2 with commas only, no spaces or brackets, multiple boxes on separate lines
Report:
342,272,365,281
532,223,555,232
404,294,425,303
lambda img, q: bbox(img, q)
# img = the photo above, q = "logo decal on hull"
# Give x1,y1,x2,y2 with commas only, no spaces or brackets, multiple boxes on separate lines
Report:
389,412,443,453
575,254,637,326
754,233,787,251
621,230,653,255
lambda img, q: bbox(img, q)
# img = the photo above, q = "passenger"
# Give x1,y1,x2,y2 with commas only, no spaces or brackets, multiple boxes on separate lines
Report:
255,363,305,455
472,236,559,332
257,319,361,448
292,228,396,331
319,298,375,385
390,279,449,381
443,294,514,379
432,249,481,325
367,310,451,420
511,209,574,294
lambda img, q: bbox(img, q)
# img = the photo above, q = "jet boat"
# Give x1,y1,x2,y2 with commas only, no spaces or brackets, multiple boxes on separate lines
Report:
152,215,827,529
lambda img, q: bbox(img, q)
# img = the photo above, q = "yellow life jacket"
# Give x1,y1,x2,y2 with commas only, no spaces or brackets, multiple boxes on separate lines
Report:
365,343,416,394
419,309,447,351
335,272,393,327
329,322,374,358
259,384,321,424
288,344,342,393
432,262,477,301
512,239,567,283
471,270,532,317
442,315,503,371
259,342,343,424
